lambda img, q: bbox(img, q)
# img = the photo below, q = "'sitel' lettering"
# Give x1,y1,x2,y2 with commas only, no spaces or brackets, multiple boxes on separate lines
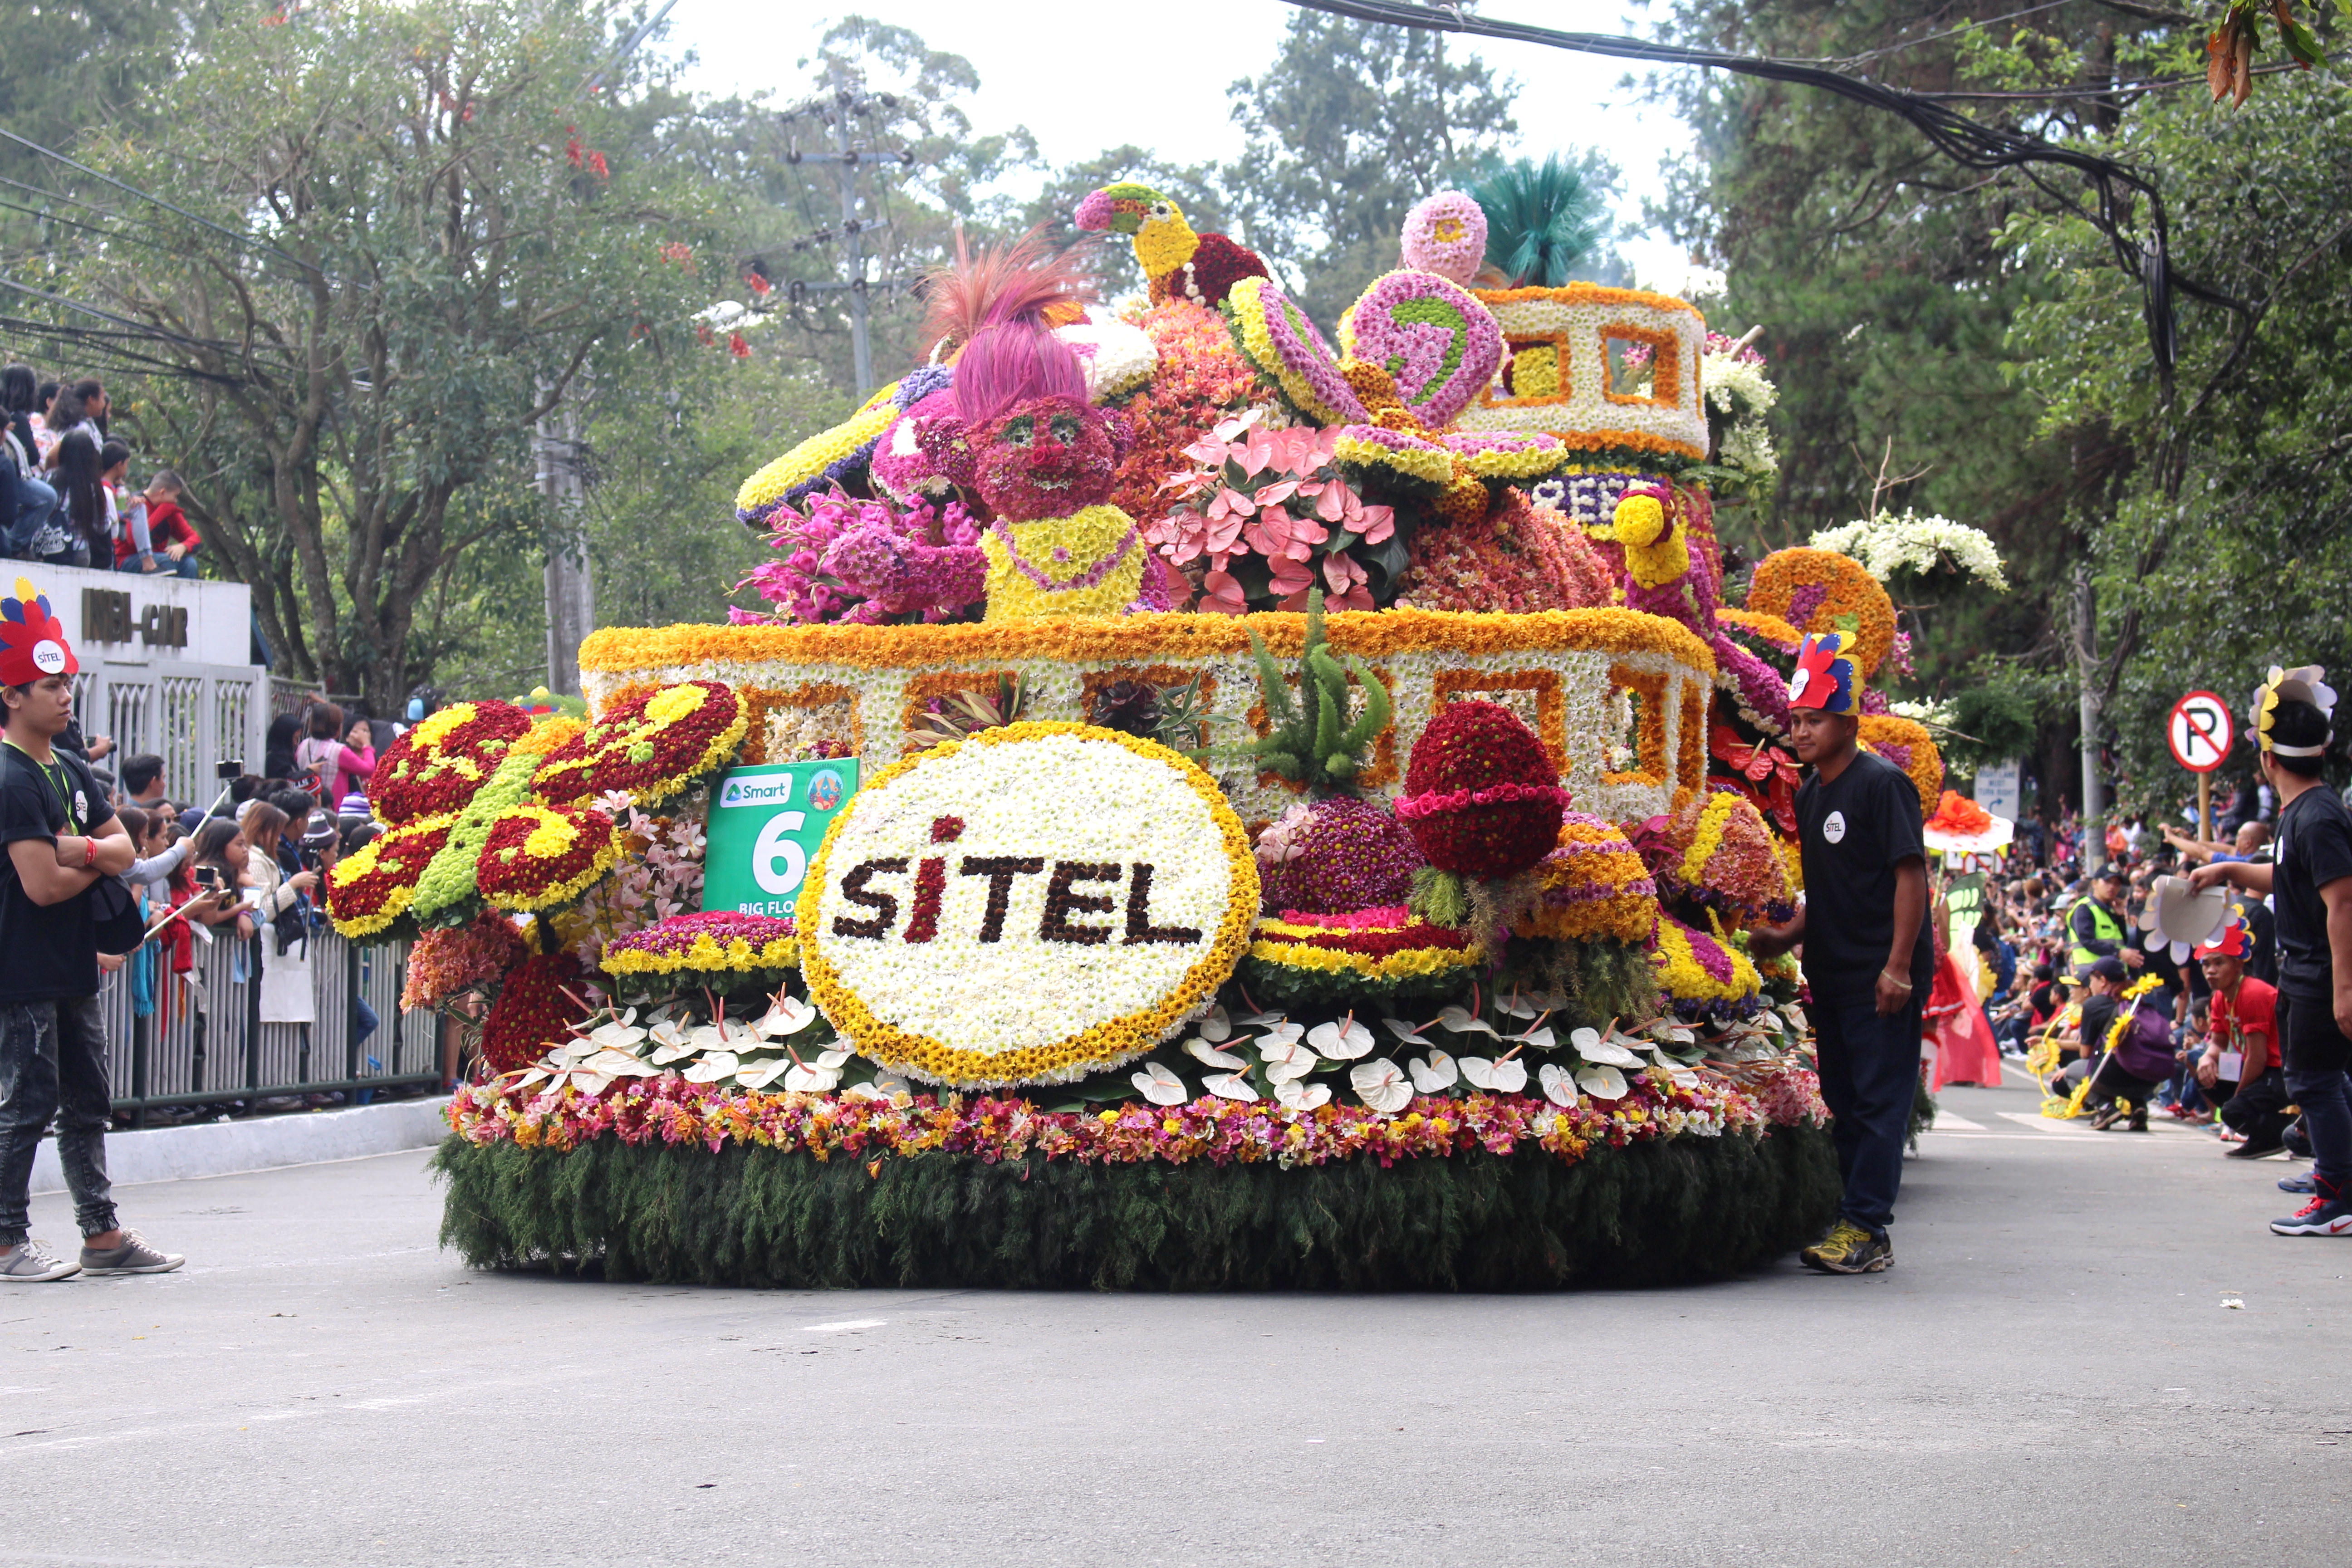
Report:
830,856,1201,946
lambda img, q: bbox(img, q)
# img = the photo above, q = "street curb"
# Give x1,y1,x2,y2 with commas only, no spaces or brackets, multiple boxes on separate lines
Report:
30,1097,452,1194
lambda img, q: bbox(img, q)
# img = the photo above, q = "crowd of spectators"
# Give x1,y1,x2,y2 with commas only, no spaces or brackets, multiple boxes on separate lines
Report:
0,367,202,575
1964,789,2323,1173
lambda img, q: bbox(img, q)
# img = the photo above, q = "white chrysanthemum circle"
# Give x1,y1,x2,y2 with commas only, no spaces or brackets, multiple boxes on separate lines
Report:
799,724,1257,1088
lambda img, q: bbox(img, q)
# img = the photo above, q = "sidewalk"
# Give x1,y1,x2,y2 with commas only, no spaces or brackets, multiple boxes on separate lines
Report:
29,1095,451,1193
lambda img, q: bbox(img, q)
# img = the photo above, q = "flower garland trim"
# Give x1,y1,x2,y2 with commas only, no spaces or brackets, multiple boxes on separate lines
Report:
1392,780,1572,822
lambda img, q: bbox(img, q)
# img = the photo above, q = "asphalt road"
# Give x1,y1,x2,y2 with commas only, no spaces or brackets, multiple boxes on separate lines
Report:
5,1064,2347,1568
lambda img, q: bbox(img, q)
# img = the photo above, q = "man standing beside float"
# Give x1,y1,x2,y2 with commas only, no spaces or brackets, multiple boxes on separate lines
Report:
1751,632,1934,1275
0,578,183,1282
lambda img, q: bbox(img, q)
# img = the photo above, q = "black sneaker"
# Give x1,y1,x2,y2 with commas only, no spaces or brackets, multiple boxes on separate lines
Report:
2227,1140,2288,1159
1800,1219,1893,1274
2270,1192,2352,1237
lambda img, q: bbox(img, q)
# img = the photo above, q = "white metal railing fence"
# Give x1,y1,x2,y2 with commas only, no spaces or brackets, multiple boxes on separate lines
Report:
72,660,268,806
99,921,444,1119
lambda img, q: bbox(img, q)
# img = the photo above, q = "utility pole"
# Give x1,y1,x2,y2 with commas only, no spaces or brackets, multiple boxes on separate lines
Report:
2073,559,2104,876
774,84,921,396
539,402,593,696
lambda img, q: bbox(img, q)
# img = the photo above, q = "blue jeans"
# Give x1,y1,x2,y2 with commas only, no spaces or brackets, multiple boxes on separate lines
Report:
2278,990,2352,1199
0,996,118,1245
119,548,200,578
1812,987,1926,1235
1,470,56,558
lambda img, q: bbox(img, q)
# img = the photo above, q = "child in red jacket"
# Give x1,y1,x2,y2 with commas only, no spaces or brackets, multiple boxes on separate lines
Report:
117,469,201,578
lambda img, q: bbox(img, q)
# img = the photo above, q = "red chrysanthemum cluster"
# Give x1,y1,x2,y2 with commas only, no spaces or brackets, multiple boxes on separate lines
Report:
475,804,625,913
1395,700,1568,879
533,680,745,808
477,950,590,1075
371,701,533,823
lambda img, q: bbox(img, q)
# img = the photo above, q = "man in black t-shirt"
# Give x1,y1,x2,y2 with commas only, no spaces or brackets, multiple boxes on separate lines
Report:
1751,632,1932,1275
2190,667,2352,1237
0,579,182,1282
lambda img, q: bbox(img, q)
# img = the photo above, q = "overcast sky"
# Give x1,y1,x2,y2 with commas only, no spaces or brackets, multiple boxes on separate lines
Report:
658,0,1718,295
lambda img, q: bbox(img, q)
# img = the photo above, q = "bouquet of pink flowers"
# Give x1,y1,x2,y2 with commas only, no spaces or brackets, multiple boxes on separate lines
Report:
732,485,988,626
1146,412,1402,613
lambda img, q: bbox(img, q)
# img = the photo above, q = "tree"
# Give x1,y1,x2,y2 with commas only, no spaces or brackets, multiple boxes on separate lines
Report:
1651,0,2195,810
2005,62,2352,797
1224,10,1518,325
75,0,734,707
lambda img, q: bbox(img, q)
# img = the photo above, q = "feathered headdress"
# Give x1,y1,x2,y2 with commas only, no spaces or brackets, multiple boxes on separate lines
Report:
920,225,1095,364
0,576,77,686
2251,664,2336,756
1786,631,1858,713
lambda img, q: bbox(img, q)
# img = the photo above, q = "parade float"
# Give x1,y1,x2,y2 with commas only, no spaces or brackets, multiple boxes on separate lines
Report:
360,175,2004,1289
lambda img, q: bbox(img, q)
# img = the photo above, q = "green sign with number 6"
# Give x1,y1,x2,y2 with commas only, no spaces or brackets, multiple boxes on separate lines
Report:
699,760,861,917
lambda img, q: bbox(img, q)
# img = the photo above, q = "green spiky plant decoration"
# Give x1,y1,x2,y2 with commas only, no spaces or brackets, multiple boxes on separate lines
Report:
1240,589,1392,795
1470,155,1612,289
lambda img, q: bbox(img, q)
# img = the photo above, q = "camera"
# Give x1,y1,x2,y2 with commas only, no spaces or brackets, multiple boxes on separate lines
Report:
215,758,245,781
192,864,224,891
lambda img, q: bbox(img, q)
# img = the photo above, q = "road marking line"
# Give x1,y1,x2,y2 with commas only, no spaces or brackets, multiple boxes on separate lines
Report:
802,1318,887,1333
1999,1111,2096,1134
1926,1112,1988,1131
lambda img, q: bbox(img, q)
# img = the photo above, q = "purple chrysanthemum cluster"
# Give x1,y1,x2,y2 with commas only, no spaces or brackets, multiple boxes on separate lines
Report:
732,485,986,626
1257,797,1424,915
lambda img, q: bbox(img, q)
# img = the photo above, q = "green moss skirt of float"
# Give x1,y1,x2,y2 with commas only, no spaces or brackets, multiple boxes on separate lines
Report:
433,1123,1838,1290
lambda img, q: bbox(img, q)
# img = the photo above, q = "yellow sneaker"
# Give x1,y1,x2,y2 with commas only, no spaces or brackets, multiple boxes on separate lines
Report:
1800,1218,1892,1274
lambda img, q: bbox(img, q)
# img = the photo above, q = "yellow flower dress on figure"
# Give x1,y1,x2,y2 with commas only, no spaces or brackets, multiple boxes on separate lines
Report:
980,504,1147,622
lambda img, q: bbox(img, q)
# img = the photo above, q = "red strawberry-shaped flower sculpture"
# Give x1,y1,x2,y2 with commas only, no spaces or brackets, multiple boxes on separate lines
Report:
1393,701,1570,880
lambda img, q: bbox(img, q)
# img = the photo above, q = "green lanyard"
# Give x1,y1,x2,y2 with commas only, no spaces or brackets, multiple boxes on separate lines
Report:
2,738,78,835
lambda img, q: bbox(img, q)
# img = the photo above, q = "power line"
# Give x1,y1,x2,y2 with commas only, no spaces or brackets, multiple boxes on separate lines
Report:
1279,0,2204,388
0,127,324,281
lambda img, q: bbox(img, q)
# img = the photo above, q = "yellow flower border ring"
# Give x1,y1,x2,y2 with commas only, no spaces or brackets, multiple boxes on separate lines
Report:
795,722,1260,1089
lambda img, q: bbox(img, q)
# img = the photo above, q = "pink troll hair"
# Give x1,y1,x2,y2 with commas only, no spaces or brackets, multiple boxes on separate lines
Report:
952,323,1088,431
920,225,1098,361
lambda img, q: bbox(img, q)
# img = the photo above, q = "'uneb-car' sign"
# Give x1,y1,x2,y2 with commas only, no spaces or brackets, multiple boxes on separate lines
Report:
701,760,860,917
794,723,1258,1090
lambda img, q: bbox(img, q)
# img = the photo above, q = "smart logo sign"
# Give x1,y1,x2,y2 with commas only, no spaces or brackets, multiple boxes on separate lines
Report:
700,761,861,916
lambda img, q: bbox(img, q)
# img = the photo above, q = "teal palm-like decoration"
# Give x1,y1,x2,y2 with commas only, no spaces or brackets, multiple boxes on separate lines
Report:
1471,156,1612,289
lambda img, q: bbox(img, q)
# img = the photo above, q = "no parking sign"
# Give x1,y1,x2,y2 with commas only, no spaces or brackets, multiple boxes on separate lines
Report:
2166,691,2233,773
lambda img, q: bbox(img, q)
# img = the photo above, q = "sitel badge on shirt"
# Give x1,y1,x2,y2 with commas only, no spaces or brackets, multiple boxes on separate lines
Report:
1823,810,1847,844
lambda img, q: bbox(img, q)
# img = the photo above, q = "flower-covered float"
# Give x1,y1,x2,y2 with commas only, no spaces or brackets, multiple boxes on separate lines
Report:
422,185,2007,1291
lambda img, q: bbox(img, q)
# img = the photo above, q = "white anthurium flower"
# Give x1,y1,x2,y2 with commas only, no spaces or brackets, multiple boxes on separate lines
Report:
1497,991,1542,1020
1509,1025,1557,1052
1132,1062,1190,1107
1184,1037,1248,1071
510,1066,553,1092
1350,1058,1411,1114
844,1071,916,1106
783,1061,843,1093
1570,1027,1602,1055
1438,1004,1499,1037
1384,1017,1437,1047
1538,1063,1580,1108
1459,1055,1528,1093
1274,1077,1332,1111
734,1056,792,1091
1258,1019,1306,1048
1409,1052,1459,1093
588,1019,647,1052
1259,1039,1320,1084
1779,1006,1807,1031
686,1022,729,1052
1308,1017,1375,1060
1236,1009,1289,1028
586,1050,657,1077
1576,1063,1630,1100
683,1051,741,1083
1663,1064,1701,1089
647,1019,695,1064
1577,1038,1642,1069
754,995,820,1038
1197,1004,1233,1043
815,1047,853,1069
1203,1071,1261,1102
